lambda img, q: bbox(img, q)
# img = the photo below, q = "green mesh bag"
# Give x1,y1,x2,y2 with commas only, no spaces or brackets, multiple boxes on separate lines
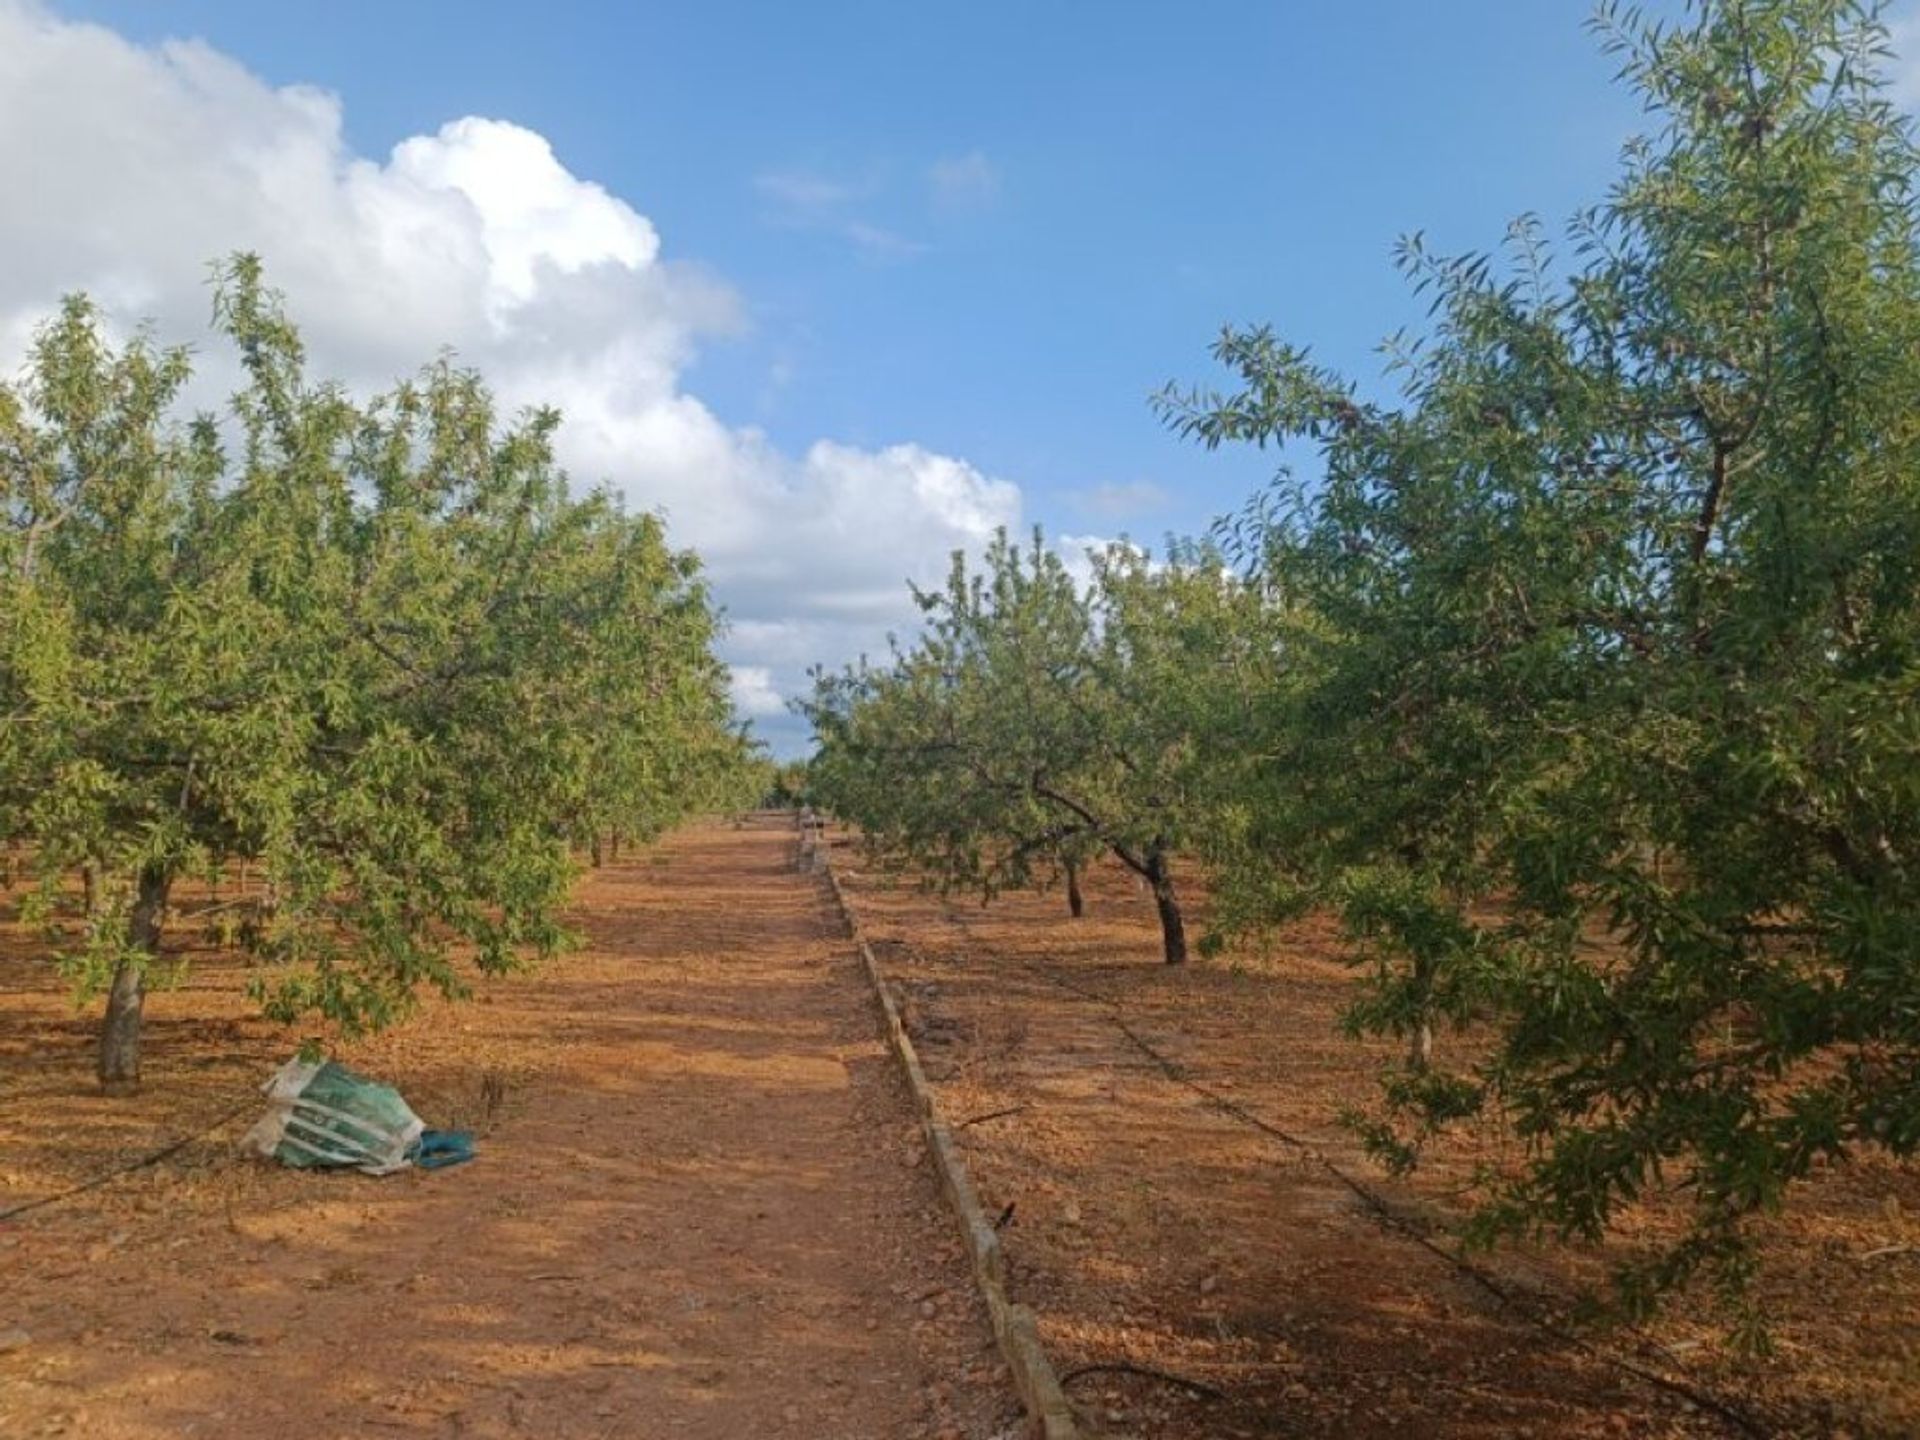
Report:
240,1057,425,1175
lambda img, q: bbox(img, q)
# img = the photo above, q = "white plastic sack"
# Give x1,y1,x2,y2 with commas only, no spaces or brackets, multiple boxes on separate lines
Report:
240,1056,425,1176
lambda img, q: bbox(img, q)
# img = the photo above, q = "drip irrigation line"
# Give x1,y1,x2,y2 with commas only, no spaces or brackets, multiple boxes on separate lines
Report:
955,1103,1030,1130
1058,1360,1225,1401
816,840,1768,1437
1004,953,1770,1440
0,1100,250,1223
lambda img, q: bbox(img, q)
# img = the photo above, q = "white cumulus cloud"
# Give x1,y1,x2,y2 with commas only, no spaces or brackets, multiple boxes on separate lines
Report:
0,0,1019,754
728,666,788,719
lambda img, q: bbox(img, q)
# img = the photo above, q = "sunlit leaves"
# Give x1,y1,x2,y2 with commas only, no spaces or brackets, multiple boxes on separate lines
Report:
1164,0,1920,1321
0,257,749,1047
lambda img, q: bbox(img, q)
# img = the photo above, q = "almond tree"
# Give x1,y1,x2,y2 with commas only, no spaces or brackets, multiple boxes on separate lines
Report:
806,529,1261,964
552,506,744,865
1162,0,1920,1322
0,258,747,1090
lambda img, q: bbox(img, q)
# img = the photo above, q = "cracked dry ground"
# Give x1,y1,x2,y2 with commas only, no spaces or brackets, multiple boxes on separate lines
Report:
0,816,1024,1440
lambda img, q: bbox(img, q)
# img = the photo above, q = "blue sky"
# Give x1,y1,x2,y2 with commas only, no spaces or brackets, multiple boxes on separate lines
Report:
60,2,1648,515
0,0,1809,753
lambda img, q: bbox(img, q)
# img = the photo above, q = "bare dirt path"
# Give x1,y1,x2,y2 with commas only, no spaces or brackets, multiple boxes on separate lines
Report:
0,816,1022,1440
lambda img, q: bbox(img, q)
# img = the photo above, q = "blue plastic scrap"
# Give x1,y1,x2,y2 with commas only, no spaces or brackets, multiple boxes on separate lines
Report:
412,1129,476,1170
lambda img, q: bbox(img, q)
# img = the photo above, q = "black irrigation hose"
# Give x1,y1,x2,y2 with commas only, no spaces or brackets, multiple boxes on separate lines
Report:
793,837,1769,1437
0,1101,251,1223
1058,1359,1225,1401
992,945,1771,1440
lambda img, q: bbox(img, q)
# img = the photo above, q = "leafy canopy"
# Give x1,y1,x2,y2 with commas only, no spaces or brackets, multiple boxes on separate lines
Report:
0,256,749,1045
1160,0,1920,1323
806,528,1265,964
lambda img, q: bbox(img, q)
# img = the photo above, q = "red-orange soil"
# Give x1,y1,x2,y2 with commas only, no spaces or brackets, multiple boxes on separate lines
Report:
831,833,1920,1440
0,817,1022,1440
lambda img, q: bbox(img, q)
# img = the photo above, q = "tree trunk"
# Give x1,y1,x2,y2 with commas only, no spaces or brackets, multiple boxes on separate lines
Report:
1065,858,1085,919
1145,849,1187,966
1409,1018,1433,1071
609,832,622,862
1408,953,1435,1071
590,834,604,868
99,866,169,1095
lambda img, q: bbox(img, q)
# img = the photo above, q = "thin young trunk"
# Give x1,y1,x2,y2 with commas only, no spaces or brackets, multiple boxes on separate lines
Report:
1408,953,1435,1072
1409,1018,1434,1071
1144,848,1187,966
590,834,604,868
609,832,622,862
1065,858,1085,919
99,866,169,1095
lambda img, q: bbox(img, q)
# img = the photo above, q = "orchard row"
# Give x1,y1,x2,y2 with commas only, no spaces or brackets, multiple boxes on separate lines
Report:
805,0,1920,1327
0,257,758,1094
